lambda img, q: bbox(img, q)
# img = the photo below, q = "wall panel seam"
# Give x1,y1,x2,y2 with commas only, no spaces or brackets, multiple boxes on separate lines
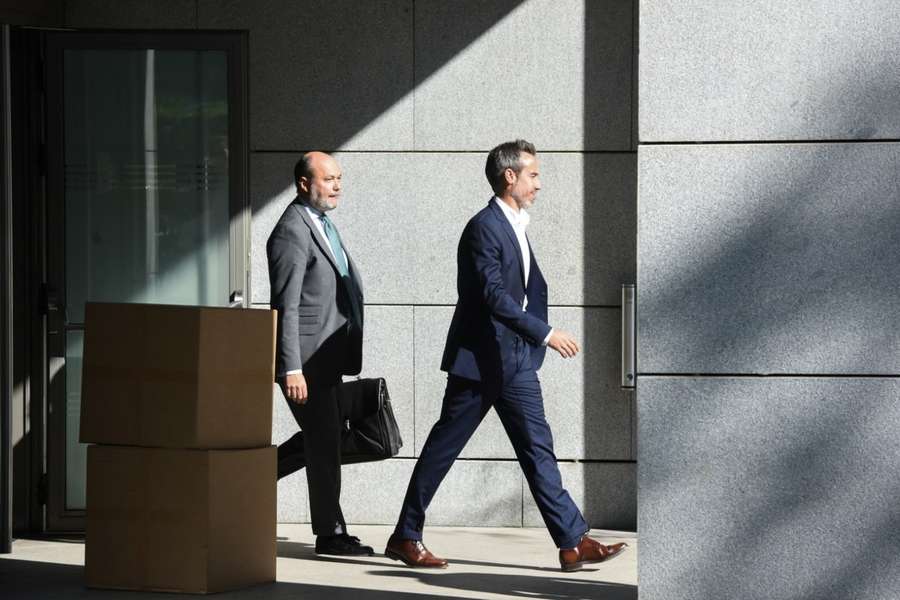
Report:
639,139,900,146
251,303,623,309
375,457,637,465
250,149,638,155
638,374,900,379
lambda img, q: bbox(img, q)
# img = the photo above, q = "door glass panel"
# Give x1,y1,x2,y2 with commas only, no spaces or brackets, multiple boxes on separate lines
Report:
62,49,230,509
64,332,85,509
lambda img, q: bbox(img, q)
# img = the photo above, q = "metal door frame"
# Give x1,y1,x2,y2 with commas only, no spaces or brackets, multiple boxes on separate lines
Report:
42,29,248,532
1,23,13,553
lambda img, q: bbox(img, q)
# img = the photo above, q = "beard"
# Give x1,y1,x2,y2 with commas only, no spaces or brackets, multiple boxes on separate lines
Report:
516,193,535,210
309,191,337,212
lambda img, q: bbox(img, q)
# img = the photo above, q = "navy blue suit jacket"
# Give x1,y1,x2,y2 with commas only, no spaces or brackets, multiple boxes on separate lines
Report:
440,199,552,382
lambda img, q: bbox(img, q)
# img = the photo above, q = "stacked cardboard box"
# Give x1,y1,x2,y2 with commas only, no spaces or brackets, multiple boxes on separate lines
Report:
79,302,278,594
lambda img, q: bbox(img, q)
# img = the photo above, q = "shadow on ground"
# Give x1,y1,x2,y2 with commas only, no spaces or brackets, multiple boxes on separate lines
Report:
369,568,636,600
2,557,636,600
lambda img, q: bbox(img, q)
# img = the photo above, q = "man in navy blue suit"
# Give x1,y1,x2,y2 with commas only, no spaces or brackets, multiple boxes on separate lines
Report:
385,140,627,572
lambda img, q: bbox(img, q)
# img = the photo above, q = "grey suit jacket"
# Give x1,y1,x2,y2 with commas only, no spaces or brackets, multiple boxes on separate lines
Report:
266,198,364,377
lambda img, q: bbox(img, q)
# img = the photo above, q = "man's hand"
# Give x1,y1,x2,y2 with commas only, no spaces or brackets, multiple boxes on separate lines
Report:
284,372,308,404
548,329,580,358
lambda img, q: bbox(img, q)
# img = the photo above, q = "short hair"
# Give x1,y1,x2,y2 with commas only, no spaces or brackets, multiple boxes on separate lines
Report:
293,154,314,188
485,139,536,194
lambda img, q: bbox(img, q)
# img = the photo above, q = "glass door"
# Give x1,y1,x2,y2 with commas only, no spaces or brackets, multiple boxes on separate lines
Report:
43,32,247,531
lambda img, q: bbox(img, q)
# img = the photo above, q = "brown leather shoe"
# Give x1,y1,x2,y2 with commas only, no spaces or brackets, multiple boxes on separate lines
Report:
559,535,627,572
384,534,449,568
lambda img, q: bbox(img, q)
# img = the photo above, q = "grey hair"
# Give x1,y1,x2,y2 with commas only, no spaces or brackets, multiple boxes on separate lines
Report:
485,139,536,194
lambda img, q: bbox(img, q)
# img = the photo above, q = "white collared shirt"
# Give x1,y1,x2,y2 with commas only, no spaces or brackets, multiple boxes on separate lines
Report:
493,196,531,292
493,197,553,346
303,204,346,266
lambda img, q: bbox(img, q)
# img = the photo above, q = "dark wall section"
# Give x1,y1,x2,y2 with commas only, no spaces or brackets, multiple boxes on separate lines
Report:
9,28,46,535
1,23,12,554
0,1,63,27
581,0,637,530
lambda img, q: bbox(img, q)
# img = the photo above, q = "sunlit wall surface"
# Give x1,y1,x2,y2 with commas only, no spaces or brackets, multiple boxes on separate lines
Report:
638,1,900,598
63,0,638,529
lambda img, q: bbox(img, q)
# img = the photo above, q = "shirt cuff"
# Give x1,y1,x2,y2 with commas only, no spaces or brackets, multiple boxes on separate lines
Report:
284,368,302,376
542,328,553,347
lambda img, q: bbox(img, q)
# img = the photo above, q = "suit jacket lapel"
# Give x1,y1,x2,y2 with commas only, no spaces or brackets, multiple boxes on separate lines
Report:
525,236,538,288
292,200,341,275
489,200,526,287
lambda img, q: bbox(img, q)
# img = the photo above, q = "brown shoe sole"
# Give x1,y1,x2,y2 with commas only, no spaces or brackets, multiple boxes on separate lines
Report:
560,545,626,572
385,548,449,568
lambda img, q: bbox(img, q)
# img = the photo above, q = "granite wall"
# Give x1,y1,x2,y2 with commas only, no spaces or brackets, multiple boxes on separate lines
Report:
64,0,639,530
638,1,900,598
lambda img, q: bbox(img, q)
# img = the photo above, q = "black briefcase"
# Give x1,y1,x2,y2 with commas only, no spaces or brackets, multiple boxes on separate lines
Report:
335,377,403,464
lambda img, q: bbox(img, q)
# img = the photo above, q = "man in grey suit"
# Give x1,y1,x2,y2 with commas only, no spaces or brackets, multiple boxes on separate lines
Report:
267,151,371,556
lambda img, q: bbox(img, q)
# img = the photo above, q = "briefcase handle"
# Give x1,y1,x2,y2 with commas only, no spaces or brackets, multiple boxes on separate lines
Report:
337,377,387,422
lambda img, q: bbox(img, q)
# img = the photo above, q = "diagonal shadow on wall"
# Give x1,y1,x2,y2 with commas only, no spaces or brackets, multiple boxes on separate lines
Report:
244,0,641,534
43,0,641,545
636,64,900,599
203,0,527,152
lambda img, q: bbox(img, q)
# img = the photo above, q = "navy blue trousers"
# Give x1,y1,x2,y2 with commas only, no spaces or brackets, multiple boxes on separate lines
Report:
394,339,588,549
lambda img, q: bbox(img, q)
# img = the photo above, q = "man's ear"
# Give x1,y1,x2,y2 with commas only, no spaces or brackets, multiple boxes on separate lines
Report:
297,177,310,194
504,168,516,186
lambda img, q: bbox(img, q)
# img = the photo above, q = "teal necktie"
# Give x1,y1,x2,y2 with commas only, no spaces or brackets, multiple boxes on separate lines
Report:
320,214,349,277
320,214,362,330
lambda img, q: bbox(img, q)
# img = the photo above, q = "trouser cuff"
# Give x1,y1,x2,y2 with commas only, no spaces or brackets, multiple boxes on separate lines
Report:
558,528,589,550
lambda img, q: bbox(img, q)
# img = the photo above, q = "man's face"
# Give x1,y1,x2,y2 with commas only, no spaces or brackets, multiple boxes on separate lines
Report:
300,155,342,212
507,152,541,210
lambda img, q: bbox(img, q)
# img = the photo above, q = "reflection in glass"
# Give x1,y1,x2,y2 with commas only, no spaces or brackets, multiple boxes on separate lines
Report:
63,49,230,510
64,49,230,323
65,332,85,509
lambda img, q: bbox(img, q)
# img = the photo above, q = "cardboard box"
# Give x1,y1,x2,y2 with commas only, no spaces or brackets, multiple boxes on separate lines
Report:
85,445,276,594
80,302,276,448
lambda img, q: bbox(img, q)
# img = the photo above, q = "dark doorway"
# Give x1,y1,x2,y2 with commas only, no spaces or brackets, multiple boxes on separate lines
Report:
12,28,248,533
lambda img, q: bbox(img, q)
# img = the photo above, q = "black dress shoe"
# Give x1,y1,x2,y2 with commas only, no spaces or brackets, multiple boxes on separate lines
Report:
315,534,375,556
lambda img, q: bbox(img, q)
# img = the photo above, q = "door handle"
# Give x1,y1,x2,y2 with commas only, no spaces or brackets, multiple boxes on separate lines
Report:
229,290,244,308
40,283,65,343
621,284,635,389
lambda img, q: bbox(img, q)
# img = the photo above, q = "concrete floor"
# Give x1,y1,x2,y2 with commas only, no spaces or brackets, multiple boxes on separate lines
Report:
2,525,637,599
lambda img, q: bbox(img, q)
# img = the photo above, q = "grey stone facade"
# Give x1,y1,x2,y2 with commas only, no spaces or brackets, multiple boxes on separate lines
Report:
22,0,894,594
65,0,638,530
639,377,900,599
638,1,900,598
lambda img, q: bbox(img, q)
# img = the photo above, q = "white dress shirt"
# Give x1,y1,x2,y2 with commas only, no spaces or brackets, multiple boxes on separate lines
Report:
304,204,346,266
492,197,553,346
494,197,531,293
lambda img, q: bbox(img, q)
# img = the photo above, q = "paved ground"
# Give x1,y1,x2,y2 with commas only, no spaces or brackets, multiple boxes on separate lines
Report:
2,525,637,599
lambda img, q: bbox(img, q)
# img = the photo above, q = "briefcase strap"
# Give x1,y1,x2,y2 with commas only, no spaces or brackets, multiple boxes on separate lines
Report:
337,377,386,421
